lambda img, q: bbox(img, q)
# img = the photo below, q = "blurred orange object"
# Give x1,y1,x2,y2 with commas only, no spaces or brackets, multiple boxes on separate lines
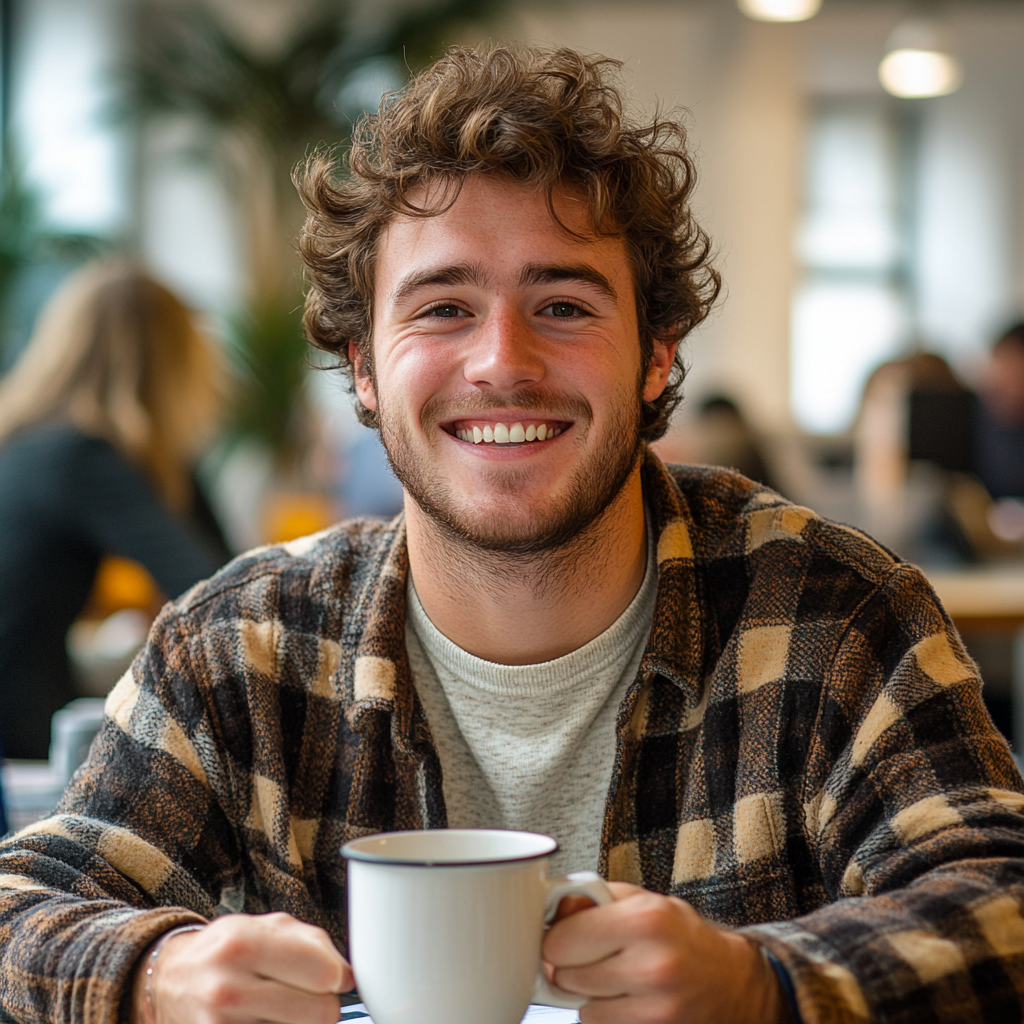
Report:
263,492,337,544
86,557,163,618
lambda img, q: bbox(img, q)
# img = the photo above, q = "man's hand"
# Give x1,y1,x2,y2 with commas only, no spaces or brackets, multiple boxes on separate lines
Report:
133,912,353,1024
542,883,786,1024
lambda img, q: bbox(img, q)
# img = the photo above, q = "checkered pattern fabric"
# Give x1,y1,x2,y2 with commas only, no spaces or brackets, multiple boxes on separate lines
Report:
2,451,1024,1024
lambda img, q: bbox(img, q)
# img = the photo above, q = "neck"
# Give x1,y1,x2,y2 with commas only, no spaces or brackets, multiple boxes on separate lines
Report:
405,467,648,665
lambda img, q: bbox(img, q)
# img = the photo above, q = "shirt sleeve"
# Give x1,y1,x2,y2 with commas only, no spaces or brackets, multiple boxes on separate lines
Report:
0,602,238,1024
744,562,1024,1023
63,434,224,598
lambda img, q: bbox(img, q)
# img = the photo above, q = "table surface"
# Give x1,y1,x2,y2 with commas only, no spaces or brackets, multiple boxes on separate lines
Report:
925,567,1024,623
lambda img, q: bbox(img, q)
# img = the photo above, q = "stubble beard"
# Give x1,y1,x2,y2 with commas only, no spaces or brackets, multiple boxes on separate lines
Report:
376,383,645,559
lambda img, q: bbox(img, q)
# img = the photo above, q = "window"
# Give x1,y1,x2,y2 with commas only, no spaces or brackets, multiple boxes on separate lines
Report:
790,101,914,433
9,0,126,234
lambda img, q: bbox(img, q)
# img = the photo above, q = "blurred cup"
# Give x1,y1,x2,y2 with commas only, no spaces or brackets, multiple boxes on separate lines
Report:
67,608,151,697
342,829,612,1024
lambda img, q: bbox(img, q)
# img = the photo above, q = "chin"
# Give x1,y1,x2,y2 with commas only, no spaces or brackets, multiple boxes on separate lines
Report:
412,483,623,556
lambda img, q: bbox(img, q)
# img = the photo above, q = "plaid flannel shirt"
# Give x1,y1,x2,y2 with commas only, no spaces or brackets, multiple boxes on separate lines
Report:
2,452,1024,1024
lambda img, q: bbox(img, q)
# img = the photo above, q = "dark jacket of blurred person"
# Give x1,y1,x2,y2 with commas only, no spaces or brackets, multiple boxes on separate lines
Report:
976,322,1024,499
0,737,6,835
0,261,229,760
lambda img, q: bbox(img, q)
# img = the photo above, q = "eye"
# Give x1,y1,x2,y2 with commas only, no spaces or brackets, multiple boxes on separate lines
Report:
423,303,467,319
541,302,587,319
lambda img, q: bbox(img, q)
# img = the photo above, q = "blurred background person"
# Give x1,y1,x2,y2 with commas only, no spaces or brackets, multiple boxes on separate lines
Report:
0,260,229,760
691,394,778,491
855,352,973,508
852,349,1024,565
976,322,1024,502
653,393,782,495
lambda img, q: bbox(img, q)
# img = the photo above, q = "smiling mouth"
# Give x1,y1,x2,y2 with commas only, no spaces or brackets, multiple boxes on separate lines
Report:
447,419,567,445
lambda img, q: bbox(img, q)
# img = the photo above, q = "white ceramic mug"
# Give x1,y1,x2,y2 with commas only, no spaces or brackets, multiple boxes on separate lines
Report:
341,829,613,1024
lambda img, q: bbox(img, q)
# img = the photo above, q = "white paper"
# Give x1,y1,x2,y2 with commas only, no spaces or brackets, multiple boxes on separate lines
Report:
338,1003,580,1024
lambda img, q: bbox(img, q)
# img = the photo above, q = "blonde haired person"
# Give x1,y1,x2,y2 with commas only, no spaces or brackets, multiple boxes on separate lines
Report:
0,260,228,760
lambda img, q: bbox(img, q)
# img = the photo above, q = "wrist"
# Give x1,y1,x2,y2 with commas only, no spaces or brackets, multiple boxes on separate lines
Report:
132,923,206,1024
719,933,787,1024
747,939,789,1024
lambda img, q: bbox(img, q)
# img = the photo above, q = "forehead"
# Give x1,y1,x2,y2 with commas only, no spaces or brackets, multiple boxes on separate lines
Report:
374,175,632,292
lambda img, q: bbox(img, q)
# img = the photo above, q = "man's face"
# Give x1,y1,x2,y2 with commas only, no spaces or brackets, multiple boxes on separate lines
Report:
354,175,674,553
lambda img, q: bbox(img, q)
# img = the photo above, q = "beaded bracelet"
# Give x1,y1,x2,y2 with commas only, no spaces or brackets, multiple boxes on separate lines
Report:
143,923,206,1024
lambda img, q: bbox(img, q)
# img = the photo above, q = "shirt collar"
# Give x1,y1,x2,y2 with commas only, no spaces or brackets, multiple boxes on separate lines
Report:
636,449,709,709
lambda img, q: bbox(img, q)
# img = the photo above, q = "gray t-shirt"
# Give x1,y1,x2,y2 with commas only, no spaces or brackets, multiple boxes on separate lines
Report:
405,528,658,876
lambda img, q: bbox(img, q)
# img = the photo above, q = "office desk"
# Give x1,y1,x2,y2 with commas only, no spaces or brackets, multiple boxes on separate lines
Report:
926,569,1024,629
926,567,1024,751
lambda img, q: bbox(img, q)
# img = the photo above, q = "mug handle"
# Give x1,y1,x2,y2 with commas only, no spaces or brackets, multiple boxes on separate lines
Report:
533,870,614,1009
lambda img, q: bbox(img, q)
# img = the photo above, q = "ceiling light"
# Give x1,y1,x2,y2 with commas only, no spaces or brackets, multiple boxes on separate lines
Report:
879,49,962,98
737,0,821,23
879,17,963,99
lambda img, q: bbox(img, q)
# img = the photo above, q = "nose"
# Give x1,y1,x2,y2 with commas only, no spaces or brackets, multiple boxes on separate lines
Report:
462,307,545,392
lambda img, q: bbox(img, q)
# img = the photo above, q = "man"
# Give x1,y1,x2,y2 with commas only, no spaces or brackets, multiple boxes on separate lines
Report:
2,44,1024,1024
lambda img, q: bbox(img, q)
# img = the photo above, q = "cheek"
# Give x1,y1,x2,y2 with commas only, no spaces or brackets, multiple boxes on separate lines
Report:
399,341,461,390
376,343,459,421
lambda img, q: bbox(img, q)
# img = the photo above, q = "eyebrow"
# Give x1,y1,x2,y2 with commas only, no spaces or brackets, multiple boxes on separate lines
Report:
389,263,486,307
388,261,620,307
518,262,619,303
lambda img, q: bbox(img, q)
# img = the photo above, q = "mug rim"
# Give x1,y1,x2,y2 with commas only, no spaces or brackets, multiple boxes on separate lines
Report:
341,828,558,867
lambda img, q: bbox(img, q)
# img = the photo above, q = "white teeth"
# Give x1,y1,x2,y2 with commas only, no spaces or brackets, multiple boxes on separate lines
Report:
458,422,561,444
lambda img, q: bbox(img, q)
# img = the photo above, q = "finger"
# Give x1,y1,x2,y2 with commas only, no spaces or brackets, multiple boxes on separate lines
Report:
551,933,686,1000
580,995,633,1024
551,951,631,1000
548,889,697,970
552,952,630,999
256,917,349,993
552,882,642,922
543,898,636,966
222,914,349,994
550,894,599,921
580,993,676,1024
224,977,341,1024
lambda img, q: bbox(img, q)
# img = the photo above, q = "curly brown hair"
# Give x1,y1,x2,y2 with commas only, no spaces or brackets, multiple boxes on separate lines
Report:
296,44,720,440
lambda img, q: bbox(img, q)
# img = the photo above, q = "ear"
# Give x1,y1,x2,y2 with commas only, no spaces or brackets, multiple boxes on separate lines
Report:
642,335,679,403
348,339,377,412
